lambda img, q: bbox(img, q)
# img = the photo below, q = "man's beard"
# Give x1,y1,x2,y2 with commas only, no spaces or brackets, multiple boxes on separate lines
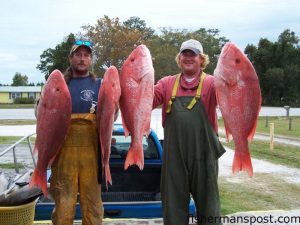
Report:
72,65,89,76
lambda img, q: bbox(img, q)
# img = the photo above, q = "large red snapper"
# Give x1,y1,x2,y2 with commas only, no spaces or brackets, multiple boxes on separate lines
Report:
30,69,71,196
119,44,154,170
214,42,261,177
97,66,121,188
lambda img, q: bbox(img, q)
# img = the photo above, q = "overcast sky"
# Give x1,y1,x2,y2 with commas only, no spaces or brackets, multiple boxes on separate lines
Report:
1,0,299,84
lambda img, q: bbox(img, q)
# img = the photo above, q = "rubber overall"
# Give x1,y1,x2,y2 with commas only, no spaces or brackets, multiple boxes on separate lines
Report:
162,80,226,225
50,113,103,225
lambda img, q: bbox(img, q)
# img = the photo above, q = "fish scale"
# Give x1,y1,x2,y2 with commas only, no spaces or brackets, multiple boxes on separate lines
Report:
214,42,261,177
119,44,154,170
29,70,71,196
97,66,121,189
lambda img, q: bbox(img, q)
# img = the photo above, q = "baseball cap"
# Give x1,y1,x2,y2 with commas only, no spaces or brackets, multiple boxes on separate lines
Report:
180,39,203,55
69,40,93,55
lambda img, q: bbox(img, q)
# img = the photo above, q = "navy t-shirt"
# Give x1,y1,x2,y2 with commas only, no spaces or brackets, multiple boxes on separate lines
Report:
68,76,101,113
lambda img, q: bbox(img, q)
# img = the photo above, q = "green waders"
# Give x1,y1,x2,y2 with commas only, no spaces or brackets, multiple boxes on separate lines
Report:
162,97,226,225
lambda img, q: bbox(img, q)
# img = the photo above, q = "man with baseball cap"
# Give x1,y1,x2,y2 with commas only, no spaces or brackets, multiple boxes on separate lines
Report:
69,40,93,55
49,39,104,225
153,39,225,225
180,39,204,55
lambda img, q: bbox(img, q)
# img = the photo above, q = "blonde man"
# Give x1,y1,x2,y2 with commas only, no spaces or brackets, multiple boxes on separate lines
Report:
153,39,225,225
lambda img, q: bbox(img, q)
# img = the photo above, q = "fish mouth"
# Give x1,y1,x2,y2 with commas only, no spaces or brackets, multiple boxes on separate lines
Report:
221,42,233,58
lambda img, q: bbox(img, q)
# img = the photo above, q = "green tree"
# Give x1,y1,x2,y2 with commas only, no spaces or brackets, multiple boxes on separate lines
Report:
149,28,186,81
282,64,300,105
82,15,156,76
123,16,155,40
37,16,229,85
264,67,284,104
36,82,44,86
245,29,300,106
12,72,28,86
149,27,229,82
37,33,75,80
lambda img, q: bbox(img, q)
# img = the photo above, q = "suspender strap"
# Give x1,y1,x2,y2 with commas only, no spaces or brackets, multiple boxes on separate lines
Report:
166,72,207,113
187,72,206,110
166,73,181,113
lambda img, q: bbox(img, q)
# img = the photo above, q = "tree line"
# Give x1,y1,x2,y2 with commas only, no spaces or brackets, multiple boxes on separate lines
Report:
8,16,300,107
0,72,44,86
245,30,300,106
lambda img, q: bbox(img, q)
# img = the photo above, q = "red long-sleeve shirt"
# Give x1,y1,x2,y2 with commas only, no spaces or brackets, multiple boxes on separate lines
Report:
153,73,218,133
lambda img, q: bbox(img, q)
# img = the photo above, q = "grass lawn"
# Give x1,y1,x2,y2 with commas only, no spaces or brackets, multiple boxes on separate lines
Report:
222,139,300,169
218,116,300,139
256,116,300,138
219,117,300,214
0,136,35,145
220,173,300,215
0,104,34,109
0,119,36,125
0,163,25,169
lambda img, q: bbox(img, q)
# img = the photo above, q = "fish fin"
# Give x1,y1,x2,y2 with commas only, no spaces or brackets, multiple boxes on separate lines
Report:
48,150,61,167
29,169,48,197
143,128,151,138
104,164,112,191
216,91,232,142
124,145,144,170
247,107,261,142
222,117,232,142
120,114,130,137
247,121,258,142
232,145,253,177
33,144,38,155
145,130,151,138
224,124,232,142
144,119,151,138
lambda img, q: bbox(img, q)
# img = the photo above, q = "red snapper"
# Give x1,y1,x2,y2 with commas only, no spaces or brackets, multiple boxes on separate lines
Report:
119,45,154,170
214,42,261,177
30,70,71,196
97,66,121,188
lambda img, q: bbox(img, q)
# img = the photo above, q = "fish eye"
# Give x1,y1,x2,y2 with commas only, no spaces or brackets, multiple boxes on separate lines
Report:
56,88,60,92
235,58,240,64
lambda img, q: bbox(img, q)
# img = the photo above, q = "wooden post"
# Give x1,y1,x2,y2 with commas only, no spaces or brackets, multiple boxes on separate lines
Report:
289,118,292,131
265,116,268,128
270,122,274,150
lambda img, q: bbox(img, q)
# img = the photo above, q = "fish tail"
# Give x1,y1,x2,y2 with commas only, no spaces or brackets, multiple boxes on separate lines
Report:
104,164,112,190
29,169,48,197
247,115,260,142
232,148,253,177
124,145,144,170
